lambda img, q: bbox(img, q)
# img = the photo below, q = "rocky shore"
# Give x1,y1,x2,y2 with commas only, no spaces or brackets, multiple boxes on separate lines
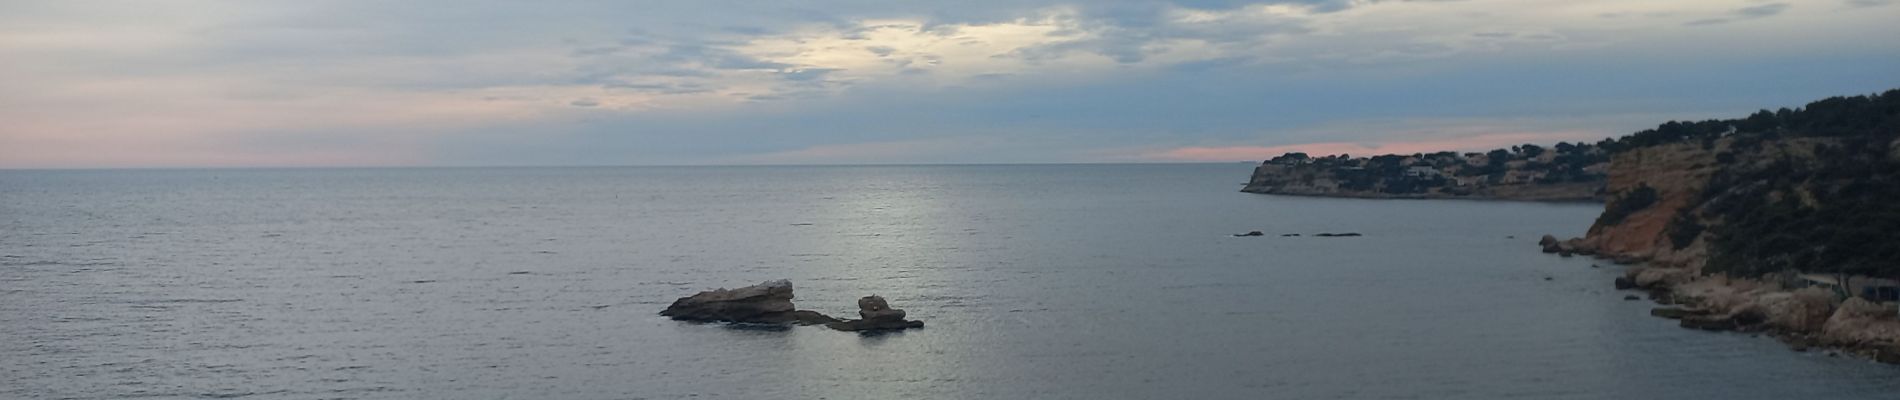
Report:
1600,262,1900,363
1530,91,1900,363
1237,90,1900,363
1540,177,1900,364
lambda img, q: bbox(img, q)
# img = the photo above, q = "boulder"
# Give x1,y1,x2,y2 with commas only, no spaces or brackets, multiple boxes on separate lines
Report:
1820,298,1900,346
1752,287,1839,333
1613,277,1637,290
660,280,837,325
1631,268,1690,289
1540,236,1597,255
859,295,890,311
827,295,925,332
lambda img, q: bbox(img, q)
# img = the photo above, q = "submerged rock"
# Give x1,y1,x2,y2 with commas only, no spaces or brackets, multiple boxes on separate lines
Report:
1680,315,1739,331
1234,231,1265,237
660,280,837,325
1314,232,1362,237
1650,307,1708,320
827,295,925,332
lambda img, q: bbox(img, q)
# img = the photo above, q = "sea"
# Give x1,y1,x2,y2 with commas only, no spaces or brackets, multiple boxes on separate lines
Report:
3,164,1897,399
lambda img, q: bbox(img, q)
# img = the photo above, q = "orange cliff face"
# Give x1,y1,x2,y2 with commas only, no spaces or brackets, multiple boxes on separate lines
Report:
1581,141,1720,267
1577,136,1842,271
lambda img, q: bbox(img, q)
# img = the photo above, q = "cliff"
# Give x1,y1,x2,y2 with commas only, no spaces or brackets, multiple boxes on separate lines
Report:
1566,90,1900,276
1547,89,1900,361
1242,145,1608,201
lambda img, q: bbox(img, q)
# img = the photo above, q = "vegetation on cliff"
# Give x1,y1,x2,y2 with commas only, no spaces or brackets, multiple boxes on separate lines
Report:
1540,90,1900,362
1589,89,1900,278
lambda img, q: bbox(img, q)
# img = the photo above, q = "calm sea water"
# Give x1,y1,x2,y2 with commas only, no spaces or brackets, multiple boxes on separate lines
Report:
3,164,1897,399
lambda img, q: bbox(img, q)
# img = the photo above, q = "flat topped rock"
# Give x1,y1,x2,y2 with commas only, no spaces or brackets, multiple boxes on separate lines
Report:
660,280,834,325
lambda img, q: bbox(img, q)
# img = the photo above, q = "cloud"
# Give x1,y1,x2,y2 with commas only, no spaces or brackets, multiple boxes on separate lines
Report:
3,1,1899,167
719,137,1010,165
1685,2,1791,26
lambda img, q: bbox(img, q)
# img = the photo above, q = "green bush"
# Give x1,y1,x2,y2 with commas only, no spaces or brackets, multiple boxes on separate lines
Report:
1595,185,1658,227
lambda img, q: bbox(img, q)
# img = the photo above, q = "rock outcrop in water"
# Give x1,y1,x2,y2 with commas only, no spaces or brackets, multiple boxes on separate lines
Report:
659,280,838,325
826,295,926,332
661,280,924,332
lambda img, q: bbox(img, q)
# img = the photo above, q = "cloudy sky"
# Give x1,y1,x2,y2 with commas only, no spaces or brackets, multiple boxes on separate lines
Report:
2,0,1897,168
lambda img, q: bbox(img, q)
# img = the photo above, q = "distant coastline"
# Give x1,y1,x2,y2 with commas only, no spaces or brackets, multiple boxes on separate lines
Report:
1240,145,1610,202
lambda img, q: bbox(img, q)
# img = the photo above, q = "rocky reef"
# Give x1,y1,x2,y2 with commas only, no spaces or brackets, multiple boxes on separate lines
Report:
660,280,923,332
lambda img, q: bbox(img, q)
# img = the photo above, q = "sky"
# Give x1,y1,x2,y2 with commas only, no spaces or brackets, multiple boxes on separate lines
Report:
1,0,1898,168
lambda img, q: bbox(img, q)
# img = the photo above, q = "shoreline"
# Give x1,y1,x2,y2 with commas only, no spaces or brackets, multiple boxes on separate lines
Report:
1544,240,1900,365
1241,189,1899,363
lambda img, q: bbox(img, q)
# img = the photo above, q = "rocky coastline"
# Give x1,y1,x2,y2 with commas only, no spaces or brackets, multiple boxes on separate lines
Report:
1531,90,1900,363
1544,237,1900,363
1252,90,1900,364
1241,148,1609,202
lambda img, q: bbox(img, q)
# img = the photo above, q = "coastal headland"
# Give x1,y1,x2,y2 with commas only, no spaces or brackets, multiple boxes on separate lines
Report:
1247,89,1900,363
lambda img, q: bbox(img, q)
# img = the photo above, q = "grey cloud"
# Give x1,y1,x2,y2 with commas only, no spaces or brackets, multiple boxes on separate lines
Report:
602,81,718,95
604,82,672,90
1846,0,1894,8
1736,3,1791,17
1685,3,1790,26
780,68,841,82
569,98,600,107
659,44,792,70
1002,3,1318,66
